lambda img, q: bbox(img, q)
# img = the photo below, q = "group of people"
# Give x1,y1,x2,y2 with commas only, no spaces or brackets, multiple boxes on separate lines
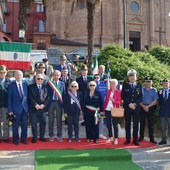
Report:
0,54,169,146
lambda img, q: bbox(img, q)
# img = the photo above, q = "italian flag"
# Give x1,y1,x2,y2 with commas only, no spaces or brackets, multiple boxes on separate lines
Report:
0,42,32,70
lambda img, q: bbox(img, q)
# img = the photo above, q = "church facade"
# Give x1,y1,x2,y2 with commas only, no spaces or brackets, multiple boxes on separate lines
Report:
34,0,170,52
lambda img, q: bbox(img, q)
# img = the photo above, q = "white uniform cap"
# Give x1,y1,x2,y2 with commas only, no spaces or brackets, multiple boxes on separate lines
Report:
127,69,137,76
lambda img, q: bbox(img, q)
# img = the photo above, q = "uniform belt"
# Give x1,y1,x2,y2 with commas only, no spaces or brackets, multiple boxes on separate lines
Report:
52,100,58,102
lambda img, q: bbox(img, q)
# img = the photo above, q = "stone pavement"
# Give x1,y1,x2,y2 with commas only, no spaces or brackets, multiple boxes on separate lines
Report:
1,123,170,170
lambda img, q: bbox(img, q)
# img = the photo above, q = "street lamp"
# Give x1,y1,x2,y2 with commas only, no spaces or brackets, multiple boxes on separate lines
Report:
123,0,126,48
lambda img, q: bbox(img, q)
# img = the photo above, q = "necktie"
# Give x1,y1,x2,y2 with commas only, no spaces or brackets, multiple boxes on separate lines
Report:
38,85,41,94
84,77,87,82
18,84,23,99
131,83,134,89
164,90,168,100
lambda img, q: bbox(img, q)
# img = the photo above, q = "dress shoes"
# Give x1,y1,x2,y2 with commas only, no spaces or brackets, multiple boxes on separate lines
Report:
138,138,144,142
75,137,81,142
40,138,47,142
150,140,157,144
124,140,130,145
13,141,19,145
32,138,37,143
21,140,28,144
94,139,98,144
158,141,167,145
4,139,11,143
133,141,140,146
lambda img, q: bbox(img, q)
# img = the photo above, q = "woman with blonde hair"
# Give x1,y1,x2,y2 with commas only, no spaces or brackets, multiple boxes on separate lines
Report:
84,81,103,143
63,81,83,142
103,79,122,145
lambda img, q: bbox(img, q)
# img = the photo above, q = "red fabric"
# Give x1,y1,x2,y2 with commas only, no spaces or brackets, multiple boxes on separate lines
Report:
0,60,30,70
0,138,156,150
103,89,122,110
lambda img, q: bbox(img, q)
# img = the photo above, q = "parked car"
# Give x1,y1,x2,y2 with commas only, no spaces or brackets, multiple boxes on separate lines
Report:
66,48,100,61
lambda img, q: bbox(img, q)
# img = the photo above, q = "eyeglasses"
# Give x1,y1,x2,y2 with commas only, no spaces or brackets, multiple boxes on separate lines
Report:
71,86,77,88
37,78,43,80
89,84,95,87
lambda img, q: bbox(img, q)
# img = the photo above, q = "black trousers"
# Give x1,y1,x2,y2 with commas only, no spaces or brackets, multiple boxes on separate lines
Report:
139,106,155,140
105,110,119,138
125,109,140,141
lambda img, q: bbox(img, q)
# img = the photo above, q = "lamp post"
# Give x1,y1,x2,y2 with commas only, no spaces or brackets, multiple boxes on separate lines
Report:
123,0,126,48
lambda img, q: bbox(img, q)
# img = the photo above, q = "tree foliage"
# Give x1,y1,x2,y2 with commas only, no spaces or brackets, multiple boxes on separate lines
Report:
98,44,170,89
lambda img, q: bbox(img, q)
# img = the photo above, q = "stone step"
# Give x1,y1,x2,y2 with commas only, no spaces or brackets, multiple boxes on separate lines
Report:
0,151,34,165
0,165,34,170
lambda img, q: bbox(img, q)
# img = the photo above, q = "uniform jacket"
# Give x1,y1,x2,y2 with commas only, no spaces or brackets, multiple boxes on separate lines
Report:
8,81,28,114
28,83,50,113
63,91,83,114
103,89,122,110
121,82,142,110
0,78,11,107
47,80,65,107
45,64,54,79
158,89,170,117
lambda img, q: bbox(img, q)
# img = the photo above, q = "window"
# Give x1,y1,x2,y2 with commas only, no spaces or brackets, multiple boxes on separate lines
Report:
130,1,140,13
39,20,45,32
36,4,44,12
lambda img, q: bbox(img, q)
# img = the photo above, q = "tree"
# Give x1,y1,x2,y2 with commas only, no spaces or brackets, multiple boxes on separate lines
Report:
18,0,33,41
65,0,101,74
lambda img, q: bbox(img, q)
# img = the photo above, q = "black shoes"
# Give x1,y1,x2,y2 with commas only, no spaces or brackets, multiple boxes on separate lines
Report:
133,141,140,146
94,139,98,143
87,139,91,143
32,138,37,143
158,141,167,145
21,140,28,144
4,139,11,143
13,141,19,145
150,140,157,144
124,140,130,145
138,138,144,142
40,138,47,142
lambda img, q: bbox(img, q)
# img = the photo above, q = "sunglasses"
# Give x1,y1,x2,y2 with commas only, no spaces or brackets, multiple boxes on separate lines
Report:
90,84,95,87
94,77,100,79
37,78,43,80
71,86,77,88
145,80,151,83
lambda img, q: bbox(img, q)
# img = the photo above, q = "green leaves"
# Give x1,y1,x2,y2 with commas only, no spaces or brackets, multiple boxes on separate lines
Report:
98,44,170,89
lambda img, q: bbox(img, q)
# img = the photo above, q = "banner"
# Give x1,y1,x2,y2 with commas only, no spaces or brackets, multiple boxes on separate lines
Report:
0,42,32,70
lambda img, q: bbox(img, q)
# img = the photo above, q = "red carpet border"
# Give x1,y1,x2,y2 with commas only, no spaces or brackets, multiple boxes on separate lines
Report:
0,138,156,150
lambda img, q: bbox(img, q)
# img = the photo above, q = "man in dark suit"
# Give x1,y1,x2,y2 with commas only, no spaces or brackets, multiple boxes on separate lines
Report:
0,65,11,143
47,70,65,142
76,64,93,98
121,69,142,146
55,55,71,77
28,73,50,143
158,78,170,145
76,65,93,126
8,70,28,145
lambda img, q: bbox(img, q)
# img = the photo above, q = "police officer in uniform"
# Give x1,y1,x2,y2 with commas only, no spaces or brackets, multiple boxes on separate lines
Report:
121,69,142,145
138,76,158,144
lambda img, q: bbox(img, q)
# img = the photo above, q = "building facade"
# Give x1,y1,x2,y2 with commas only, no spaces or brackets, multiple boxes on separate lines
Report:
0,0,45,42
44,0,170,52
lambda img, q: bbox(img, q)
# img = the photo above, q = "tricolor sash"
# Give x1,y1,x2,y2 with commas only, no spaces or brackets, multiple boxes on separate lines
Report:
68,91,81,111
48,81,63,103
86,105,100,125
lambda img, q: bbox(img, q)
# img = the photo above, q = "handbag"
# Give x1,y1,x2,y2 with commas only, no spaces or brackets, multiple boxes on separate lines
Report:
111,106,124,117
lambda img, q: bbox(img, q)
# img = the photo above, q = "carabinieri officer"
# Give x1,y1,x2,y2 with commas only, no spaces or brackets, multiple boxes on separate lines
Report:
121,69,142,146
138,76,158,144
